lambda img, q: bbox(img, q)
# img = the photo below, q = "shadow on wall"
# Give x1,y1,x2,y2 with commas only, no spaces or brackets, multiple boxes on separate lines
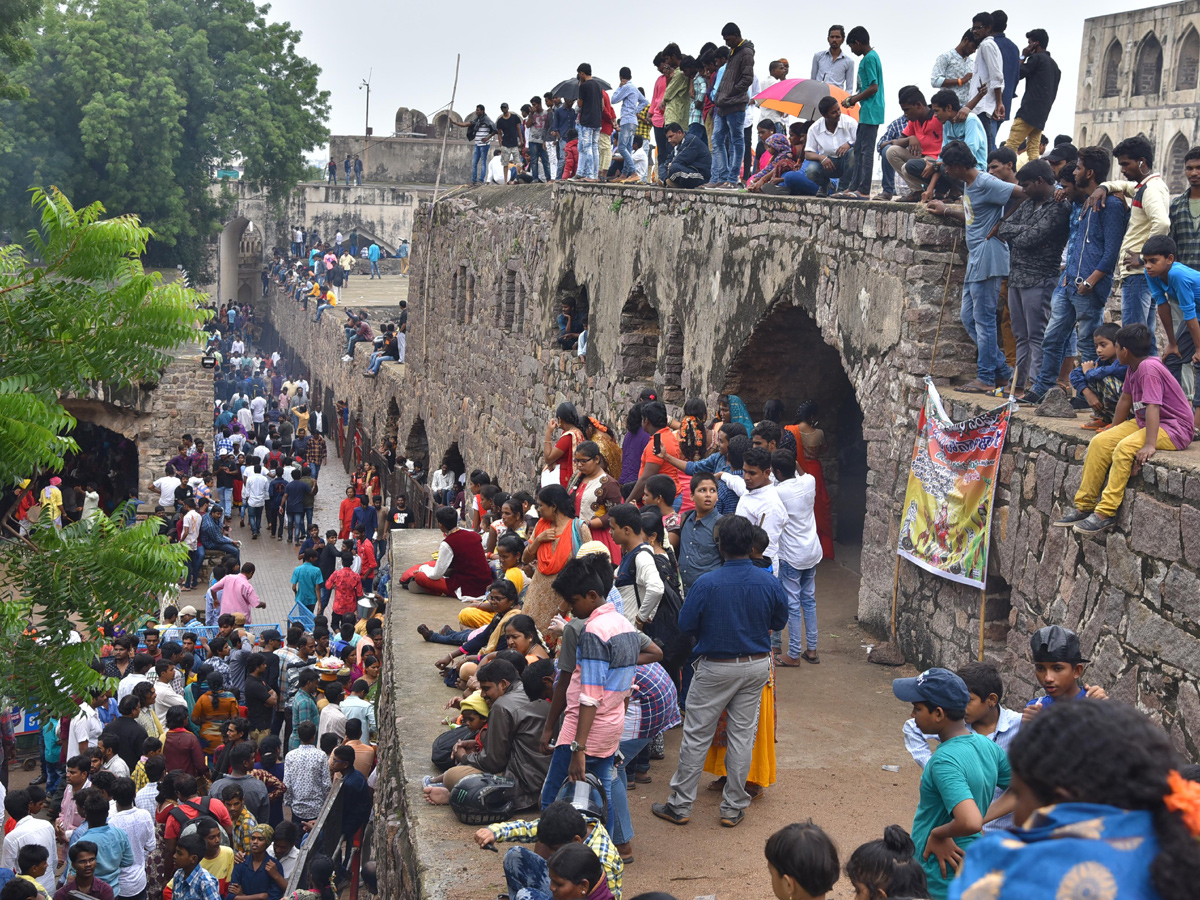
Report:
722,302,867,545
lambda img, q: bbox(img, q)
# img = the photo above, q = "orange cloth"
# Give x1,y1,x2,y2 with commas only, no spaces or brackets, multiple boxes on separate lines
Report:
534,517,584,576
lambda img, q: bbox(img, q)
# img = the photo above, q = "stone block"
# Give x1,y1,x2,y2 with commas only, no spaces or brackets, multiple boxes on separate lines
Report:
1106,535,1143,595
1129,494,1181,561
1182,504,1200,570
1125,601,1200,674
1162,563,1200,623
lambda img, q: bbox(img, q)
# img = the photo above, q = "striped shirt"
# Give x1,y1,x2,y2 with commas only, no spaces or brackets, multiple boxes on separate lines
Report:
555,603,639,758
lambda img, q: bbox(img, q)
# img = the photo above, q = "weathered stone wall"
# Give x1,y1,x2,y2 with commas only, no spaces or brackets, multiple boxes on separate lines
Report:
893,393,1200,759
62,350,213,492
329,134,472,185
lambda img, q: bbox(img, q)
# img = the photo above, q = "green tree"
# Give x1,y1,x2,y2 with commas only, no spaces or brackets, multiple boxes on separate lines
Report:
0,188,202,715
0,0,329,278
0,0,41,100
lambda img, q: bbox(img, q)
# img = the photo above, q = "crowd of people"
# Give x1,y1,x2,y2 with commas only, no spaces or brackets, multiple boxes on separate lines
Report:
455,12,1066,195
382,376,1200,900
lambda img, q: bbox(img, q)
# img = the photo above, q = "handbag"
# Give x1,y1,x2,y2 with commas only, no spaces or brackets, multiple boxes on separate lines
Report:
540,465,560,488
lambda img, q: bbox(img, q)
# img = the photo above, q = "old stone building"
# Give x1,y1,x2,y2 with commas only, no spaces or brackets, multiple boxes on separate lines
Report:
1075,1,1200,192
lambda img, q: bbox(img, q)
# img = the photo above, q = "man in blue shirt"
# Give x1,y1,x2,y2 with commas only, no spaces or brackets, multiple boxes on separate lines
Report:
367,242,381,280
1024,146,1128,404
1145,234,1200,424
610,68,648,181
916,89,987,200
652,514,786,830
989,10,1021,122
927,140,1023,393
350,494,378,542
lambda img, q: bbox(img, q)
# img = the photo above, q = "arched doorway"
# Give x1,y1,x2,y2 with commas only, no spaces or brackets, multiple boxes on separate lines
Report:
1101,40,1122,99
218,217,262,306
405,418,429,471
1133,33,1163,96
722,303,868,546
60,417,141,519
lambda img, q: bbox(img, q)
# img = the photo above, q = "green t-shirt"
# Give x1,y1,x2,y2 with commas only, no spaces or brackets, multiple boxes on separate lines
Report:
856,49,885,125
911,732,1011,900
290,562,324,610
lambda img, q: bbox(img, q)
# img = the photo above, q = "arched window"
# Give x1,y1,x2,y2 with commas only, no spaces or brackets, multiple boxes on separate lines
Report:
1102,40,1123,98
1177,27,1200,91
618,288,660,380
1166,133,1191,193
1098,134,1114,157
1133,34,1163,96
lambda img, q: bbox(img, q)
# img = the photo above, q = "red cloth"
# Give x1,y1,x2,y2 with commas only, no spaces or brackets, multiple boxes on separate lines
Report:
601,92,616,135
442,529,493,596
786,426,835,560
563,141,579,179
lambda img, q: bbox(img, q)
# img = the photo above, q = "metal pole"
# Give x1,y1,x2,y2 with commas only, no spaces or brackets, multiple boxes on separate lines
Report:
423,54,460,365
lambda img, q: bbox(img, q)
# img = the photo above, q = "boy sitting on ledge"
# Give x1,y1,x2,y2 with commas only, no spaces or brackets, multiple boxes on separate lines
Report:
1054,323,1193,535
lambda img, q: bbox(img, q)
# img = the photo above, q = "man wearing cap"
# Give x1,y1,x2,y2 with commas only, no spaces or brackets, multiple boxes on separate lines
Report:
1024,624,1107,720
1042,140,1076,180
892,667,1010,900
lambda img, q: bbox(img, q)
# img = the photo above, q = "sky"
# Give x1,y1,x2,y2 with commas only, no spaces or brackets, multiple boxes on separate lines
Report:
267,1,1159,155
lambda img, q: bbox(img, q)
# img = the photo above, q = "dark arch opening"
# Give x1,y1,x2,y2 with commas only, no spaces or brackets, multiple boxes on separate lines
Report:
63,419,140,519
1177,27,1200,91
722,303,867,546
1102,40,1122,98
441,441,465,477
618,286,660,381
405,417,429,470
1166,133,1191,193
553,273,590,349
1133,34,1162,96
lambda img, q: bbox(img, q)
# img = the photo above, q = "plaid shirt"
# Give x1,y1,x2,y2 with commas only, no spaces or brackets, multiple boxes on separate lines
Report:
1170,190,1200,269
214,436,234,457
170,864,222,900
488,816,624,900
635,105,652,139
877,115,909,153
289,689,321,751
230,806,258,854
689,74,707,125
306,433,328,466
624,663,681,741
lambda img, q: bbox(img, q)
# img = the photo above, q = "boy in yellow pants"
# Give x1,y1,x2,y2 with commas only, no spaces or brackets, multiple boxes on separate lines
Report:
1054,323,1193,534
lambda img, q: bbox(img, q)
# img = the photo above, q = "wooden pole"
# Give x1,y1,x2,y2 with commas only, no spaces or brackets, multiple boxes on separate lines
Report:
978,587,987,661
422,54,461,365
889,236,959,644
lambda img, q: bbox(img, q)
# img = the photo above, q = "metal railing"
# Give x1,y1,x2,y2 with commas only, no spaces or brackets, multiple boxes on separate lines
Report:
285,775,368,897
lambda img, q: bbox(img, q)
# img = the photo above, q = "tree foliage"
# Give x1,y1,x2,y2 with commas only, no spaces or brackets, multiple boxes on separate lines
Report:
0,0,330,278
0,0,40,100
0,188,202,715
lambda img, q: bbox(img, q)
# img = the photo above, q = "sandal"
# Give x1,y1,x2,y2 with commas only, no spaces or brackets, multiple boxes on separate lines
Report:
801,651,821,664
417,624,433,642
773,654,802,667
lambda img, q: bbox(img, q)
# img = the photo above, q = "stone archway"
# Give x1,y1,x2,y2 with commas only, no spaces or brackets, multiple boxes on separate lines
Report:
218,216,260,305
722,302,868,546
405,417,429,470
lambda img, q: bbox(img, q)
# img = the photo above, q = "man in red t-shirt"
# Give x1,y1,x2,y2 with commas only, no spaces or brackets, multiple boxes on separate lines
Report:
354,525,377,593
882,87,946,201
161,773,232,856
629,400,686,505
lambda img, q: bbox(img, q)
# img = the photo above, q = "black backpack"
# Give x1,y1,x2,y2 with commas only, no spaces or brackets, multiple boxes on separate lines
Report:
625,546,693,665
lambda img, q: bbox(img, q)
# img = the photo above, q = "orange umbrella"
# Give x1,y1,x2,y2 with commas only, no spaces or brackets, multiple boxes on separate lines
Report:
755,79,859,121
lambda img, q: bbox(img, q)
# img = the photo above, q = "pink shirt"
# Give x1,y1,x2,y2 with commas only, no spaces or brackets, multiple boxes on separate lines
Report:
651,75,667,127
556,603,639,758
1123,356,1193,451
211,573,261,623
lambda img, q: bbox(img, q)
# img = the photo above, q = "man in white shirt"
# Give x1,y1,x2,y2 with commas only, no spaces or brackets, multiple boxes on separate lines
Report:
430,464,456,506
718,447,787,563
250,394,268,437
317,683,348,743
69,700,103,754
116,654,153,701
243,461,271,538
181,497,203,589
109,778,156,900
230,338,245,356
768,450,822,665
151,466,181,512
631,139,650,182
236,404,254,434
485,149,508,184
1,789,58,895
960,11,1006,152
153,660,187,719
802,96,858,194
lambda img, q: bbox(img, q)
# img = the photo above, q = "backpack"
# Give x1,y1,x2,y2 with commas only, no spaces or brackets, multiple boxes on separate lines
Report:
170,802,233,847
622,546,692,664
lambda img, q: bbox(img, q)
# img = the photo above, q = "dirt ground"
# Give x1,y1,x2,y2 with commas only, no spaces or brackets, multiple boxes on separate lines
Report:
418,543,925,900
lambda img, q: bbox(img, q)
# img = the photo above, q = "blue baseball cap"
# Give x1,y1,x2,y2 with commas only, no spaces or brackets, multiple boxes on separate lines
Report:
893,667,971,711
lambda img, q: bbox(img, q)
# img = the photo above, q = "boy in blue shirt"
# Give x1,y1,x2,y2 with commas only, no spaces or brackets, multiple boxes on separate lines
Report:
893,667,1010,900
1022,625,1108,720
1068,322,1127,429
1145,234,1200,430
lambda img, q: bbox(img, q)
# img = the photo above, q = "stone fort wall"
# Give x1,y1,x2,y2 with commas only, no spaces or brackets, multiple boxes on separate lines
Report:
259,183,1200,778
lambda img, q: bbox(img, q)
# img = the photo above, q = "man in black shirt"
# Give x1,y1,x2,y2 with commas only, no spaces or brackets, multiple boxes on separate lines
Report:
102,695,148,772
397,300,408,363
576,63,603,180
495,103,524,175
1003,28,1061,161
318,531,339,614
389,496,412,531
243,653,276,741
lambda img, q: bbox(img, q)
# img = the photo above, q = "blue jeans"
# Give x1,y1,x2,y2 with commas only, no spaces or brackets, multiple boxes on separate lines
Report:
528,142,551,181
961,276,1013,384
778,561,818,657
1031,284,1109,395
782,169,822,195
472,144,488,183
314,303,334,322
556,138,569,178
539,744,616,837
503,847,551,900
311,463,321,480
248,505,263,535
1121,273,1157,353
616,123,637,176
577,126,600,179
287,511,305,542
186,548,203,589
979,113,999,153
610,737,649,845
879,145,895,194
801,153,854,191
218,487,233,518
428,628,472,645
367,355,394,374
369,260,380,279
711,109,746,184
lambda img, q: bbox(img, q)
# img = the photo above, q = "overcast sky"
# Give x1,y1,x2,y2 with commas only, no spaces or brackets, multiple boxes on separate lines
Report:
270,1,1155,155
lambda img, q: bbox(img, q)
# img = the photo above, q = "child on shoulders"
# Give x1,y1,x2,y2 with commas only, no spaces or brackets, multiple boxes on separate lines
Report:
1054,323,1193,535
1068,323,1127,430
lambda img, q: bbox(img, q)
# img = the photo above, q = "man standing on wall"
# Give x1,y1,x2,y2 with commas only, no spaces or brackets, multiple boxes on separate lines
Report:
396,300,408,363
1003,29,1060,161
959,12,1006,153
708,23,755,190
368,241,381,280
495,104,524,178
575,64,603,182
838,26,883,200
397,239,409,276
452,105,496,185
811,24,854,91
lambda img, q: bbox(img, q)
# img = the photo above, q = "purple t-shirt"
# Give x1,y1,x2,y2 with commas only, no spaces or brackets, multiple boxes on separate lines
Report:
621,429,650,483
1122,356,1193,450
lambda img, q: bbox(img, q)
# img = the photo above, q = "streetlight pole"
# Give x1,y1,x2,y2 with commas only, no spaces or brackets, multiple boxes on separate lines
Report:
360,70,372,183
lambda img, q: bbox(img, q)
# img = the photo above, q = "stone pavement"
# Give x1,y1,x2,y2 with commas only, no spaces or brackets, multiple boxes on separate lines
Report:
339,268,408,312
218,457,354,628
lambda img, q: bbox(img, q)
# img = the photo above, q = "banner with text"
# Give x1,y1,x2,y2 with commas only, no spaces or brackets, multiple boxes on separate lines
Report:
897,379,1013,588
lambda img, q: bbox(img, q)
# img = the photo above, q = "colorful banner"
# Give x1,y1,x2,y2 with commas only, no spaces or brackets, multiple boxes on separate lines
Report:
897,379,1013,588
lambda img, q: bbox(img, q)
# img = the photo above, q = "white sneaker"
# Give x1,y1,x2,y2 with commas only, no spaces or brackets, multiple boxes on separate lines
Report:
341,355,352,362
